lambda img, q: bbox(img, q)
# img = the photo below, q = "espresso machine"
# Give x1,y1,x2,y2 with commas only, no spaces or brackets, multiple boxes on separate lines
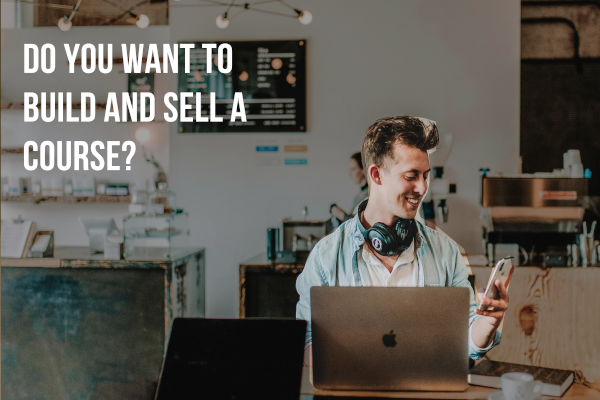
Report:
481,176,588,267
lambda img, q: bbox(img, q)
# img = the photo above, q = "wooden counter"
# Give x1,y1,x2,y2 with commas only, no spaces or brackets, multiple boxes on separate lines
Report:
238,252,600,384
1,247,205,400
469,266,600,384
300,366,600,399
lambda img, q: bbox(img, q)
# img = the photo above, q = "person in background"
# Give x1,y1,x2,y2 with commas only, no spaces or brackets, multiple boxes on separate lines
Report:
331,152,369,222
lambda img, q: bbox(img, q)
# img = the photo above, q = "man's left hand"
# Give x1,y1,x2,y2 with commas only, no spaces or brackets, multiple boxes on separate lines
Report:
475,279,509,327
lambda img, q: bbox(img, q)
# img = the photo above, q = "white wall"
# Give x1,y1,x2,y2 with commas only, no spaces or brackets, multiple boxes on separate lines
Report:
169,0,520,317
1,26,170,241
1,0,520,318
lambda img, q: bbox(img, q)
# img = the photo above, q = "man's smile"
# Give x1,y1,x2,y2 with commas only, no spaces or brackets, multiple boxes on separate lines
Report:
405,196,421,208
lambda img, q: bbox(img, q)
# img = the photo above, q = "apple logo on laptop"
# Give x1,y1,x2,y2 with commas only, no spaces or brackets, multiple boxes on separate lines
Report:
382,330,396,347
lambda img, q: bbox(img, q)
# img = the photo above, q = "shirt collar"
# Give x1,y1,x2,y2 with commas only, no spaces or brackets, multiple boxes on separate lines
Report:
361,239,415,270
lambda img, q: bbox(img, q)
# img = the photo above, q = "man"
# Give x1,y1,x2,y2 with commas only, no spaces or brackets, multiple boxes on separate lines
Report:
296,116,508,366
331,152,369,221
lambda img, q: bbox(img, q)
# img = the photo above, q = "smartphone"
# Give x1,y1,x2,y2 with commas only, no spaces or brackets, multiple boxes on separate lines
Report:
478,257,514,311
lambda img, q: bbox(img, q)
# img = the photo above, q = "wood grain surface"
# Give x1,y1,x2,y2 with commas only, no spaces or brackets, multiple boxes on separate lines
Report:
470,267,600,383
300,366,600,399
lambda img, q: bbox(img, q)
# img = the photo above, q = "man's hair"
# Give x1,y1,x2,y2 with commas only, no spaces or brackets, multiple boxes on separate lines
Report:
361,116,439,176
350,152,363,170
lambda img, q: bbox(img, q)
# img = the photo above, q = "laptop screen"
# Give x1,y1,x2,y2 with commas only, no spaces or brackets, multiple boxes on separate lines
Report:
155,318,306,400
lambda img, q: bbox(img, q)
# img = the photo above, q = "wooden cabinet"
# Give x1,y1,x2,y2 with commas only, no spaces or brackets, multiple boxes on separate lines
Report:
1,247,205,400
239,253,305,318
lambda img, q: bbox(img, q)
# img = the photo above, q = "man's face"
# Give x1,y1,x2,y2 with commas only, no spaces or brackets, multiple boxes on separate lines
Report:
377,143,430,219
348,159,365,185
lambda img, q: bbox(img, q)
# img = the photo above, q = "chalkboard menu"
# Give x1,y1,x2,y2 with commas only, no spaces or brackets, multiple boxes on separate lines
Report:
178,40,306,133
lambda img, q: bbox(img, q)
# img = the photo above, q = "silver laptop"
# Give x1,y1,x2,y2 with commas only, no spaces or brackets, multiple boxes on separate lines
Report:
311,286,470,391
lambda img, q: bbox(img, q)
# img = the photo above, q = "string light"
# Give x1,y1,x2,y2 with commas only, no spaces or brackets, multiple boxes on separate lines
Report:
296,9,312,25
135,14,150,28
216,13,230,29
135,126,151,144
48,0,311,30
200,0,312,29
56,0,82,32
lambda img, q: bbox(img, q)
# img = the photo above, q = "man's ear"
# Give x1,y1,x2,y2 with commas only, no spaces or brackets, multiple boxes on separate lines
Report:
368,164,382,185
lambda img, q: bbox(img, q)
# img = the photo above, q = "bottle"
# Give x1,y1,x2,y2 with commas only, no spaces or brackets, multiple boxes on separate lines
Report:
148,182,176,214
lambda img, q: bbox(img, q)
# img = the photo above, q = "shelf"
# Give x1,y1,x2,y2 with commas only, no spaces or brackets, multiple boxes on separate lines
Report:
1,147,25,154
1,194,131,204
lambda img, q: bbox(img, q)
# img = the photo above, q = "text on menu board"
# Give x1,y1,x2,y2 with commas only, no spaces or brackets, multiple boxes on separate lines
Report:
178,40,306,133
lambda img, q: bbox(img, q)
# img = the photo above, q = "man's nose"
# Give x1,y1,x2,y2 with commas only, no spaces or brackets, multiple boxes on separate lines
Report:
414,176,427,195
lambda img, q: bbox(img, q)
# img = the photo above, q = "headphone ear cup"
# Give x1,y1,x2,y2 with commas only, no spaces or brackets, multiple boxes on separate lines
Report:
367,223,399,256
395,219,416,250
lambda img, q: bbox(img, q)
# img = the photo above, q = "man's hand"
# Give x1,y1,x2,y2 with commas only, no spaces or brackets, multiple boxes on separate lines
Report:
331,205,346,221
471,279,509,348
475,279,509,325
304,344,313,367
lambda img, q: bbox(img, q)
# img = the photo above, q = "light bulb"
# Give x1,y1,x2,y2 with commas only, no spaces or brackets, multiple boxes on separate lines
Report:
135,127,151,143
216,14,229,29
298,10,312,25
136,14,150,29
58,17,72,31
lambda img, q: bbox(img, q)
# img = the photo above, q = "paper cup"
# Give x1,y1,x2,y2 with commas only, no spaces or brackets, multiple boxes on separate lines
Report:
571,163,584,178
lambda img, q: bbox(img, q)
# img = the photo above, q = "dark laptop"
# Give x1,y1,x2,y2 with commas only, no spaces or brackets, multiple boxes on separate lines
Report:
154,318,306,400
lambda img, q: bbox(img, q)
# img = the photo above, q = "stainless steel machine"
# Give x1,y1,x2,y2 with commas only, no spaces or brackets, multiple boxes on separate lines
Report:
282,220,327,260
481,176,588,267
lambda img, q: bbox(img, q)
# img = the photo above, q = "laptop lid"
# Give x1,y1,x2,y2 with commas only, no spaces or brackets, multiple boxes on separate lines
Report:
155,318,306,400
311,286,469,392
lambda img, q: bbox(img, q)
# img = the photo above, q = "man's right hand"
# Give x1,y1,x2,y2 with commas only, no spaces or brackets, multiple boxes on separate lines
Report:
304,344,313,367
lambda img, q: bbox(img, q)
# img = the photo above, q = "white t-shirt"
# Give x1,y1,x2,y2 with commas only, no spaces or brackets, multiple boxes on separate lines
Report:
360,240,417,287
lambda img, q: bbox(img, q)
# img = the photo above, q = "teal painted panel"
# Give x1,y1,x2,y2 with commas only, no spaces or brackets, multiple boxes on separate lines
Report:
1,267,166,400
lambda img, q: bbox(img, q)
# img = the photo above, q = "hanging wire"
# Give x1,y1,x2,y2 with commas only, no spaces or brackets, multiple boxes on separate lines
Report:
244,7,296,18
103,0,151,26
227,6,246,20
278,0,296,11
2,0,117,18
3,0,305,26
101,0,136,14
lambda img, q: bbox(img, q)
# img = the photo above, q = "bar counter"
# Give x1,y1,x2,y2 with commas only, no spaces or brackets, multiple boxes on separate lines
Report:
1,246,205,400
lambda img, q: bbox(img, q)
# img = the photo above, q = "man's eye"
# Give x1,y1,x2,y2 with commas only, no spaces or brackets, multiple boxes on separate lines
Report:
405,176,416,181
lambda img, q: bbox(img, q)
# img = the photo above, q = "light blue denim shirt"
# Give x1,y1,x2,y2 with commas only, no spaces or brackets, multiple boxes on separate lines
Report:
295,213,501,360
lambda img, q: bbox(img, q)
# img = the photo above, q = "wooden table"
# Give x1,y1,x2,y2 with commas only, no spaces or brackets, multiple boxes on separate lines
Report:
469,266,600,384
1,246,205,400
300,367,600,399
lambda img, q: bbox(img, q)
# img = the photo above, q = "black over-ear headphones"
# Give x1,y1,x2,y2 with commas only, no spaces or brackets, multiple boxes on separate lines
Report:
356,200,417,257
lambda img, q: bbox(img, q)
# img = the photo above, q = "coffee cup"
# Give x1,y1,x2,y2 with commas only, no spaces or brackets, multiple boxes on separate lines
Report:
566,149,581,165
501,372,542,400
570,162,584,178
